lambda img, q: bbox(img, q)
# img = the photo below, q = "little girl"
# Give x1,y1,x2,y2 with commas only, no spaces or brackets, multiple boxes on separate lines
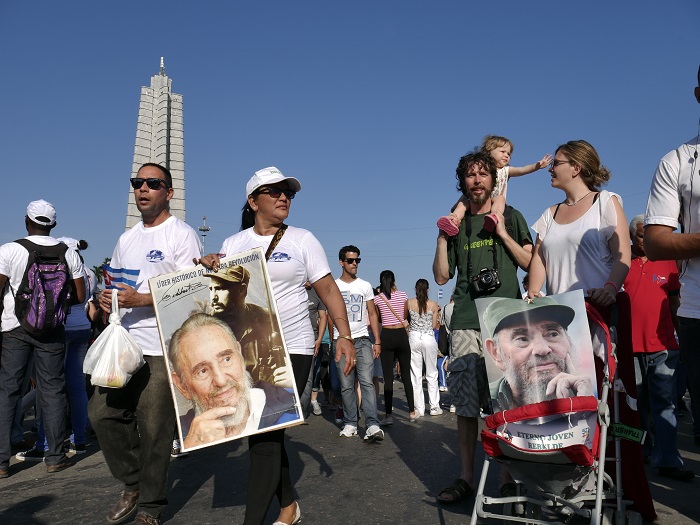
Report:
437,135,551,235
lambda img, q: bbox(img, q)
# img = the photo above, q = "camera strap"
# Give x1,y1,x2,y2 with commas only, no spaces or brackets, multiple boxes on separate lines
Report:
464,211,498,281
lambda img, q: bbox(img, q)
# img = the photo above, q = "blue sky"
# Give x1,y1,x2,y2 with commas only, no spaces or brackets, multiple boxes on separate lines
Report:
1,1,699,303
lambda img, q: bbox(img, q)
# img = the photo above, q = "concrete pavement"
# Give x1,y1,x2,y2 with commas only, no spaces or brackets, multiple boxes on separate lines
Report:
0,386,698,524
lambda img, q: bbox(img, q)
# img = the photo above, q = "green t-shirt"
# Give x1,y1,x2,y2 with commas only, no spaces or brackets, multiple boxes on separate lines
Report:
447,208,533,330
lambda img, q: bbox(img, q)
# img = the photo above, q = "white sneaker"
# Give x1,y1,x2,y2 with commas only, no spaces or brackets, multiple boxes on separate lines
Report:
363,425,384,442
311,400,322,416
430,407,443,416
439,386,448,392
339,425,358,438
449,404,456,413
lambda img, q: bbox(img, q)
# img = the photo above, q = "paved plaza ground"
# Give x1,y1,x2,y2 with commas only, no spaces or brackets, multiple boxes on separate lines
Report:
0,384,698,524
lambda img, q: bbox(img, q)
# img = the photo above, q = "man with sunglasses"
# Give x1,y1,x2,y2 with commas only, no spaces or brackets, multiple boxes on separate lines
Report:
432,151,533,503
89,163,202,525
332,245,384,442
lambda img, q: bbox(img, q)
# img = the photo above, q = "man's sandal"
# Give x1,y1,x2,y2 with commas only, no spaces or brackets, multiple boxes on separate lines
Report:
436,478,474,503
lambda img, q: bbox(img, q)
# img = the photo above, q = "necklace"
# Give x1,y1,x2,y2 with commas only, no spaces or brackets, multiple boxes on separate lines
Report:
563,191,593,207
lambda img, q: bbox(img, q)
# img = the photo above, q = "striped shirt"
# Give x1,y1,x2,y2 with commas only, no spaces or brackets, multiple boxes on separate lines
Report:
373,290,408,325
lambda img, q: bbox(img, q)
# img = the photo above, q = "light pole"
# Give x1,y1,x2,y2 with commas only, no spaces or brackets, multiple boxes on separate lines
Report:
198,216,211,253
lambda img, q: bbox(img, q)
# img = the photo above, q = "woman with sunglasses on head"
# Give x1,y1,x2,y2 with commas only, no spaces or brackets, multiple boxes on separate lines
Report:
373,270,419,424
199,167,355,525
526,141,660,520
526,140,630,304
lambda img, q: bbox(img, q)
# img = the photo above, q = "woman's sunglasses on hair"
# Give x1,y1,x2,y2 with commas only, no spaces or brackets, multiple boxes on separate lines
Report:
255,187,296,200
130,177,170,190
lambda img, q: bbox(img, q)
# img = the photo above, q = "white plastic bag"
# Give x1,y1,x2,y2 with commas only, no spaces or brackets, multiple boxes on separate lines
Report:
83,291,145,388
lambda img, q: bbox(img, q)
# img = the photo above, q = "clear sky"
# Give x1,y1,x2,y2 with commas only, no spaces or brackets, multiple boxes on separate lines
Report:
1,1,699,303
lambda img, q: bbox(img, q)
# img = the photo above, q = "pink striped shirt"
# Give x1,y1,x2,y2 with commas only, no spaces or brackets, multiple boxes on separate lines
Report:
373,291,408,325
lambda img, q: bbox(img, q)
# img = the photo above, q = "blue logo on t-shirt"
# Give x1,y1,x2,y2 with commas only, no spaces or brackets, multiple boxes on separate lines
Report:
269,252,291,262
146,249,165,262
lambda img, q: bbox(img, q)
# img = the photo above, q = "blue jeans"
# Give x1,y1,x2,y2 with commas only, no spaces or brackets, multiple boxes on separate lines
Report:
0,327,68,468
335,337,378,428
34,328,94,451
437,356,448,388
634,350,683,468
678,316,700,438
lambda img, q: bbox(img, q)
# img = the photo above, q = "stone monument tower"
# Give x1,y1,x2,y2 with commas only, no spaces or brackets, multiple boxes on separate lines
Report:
126,57,185,229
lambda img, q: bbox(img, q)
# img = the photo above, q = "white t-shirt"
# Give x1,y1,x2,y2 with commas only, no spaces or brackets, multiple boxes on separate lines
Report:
220,226,331,356
334,277,375,340
0,235,85,332
531,191,621,296
66,266,98,331
106,216,202,356
646,135,700,318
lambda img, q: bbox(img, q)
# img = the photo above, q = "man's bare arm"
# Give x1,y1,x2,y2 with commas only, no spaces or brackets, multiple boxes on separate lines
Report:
645,224,700,261
432,232,450,285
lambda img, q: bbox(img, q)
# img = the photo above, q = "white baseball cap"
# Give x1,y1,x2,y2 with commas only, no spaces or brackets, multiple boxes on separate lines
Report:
245,166,301,197
27,199,57,226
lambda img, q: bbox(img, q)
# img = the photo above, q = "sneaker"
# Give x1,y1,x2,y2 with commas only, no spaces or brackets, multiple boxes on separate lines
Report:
379,415,394,426
439,386,448,392
171,439,188,458
16,446,45,462
430,407,444,416
364,425,384,442
311,400,322,416
69,442,87,454
339,425,358,438
449,404,456,413
334,407,344,425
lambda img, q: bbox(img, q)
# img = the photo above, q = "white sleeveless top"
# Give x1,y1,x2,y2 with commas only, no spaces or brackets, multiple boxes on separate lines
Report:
531,190,621,296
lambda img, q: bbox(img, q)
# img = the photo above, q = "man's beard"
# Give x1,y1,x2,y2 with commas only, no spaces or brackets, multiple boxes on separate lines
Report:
469,186,492,205
502,352,569,406
210,300,225,314
193,371,254,432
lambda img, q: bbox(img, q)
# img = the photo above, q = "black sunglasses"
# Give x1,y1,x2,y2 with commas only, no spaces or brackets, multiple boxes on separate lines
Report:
344,258,361,264
255,187,296,200
130,177,170,190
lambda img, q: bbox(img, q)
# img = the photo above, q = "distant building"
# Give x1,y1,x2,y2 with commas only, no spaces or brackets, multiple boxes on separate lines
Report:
126,57,185,229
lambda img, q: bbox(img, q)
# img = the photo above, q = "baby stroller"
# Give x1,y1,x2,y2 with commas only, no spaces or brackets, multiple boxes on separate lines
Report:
470,303,645,525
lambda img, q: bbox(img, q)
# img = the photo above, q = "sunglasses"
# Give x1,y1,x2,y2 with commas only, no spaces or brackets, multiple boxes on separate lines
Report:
130,177,170,190
550,159,572,168
344,258,361,264
255,187,296,200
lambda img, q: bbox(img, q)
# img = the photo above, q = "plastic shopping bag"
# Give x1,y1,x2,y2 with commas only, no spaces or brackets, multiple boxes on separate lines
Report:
83,291,145,388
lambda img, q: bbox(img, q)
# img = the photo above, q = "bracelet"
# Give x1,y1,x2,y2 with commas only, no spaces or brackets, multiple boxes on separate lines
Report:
604,281,619,293
337,335,355,344
373,342,381,345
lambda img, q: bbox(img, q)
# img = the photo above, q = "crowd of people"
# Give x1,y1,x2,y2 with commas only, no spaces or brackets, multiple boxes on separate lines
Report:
1,66,700,525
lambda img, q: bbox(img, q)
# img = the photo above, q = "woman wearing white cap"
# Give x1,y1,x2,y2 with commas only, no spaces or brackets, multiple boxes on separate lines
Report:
200,167,356,525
